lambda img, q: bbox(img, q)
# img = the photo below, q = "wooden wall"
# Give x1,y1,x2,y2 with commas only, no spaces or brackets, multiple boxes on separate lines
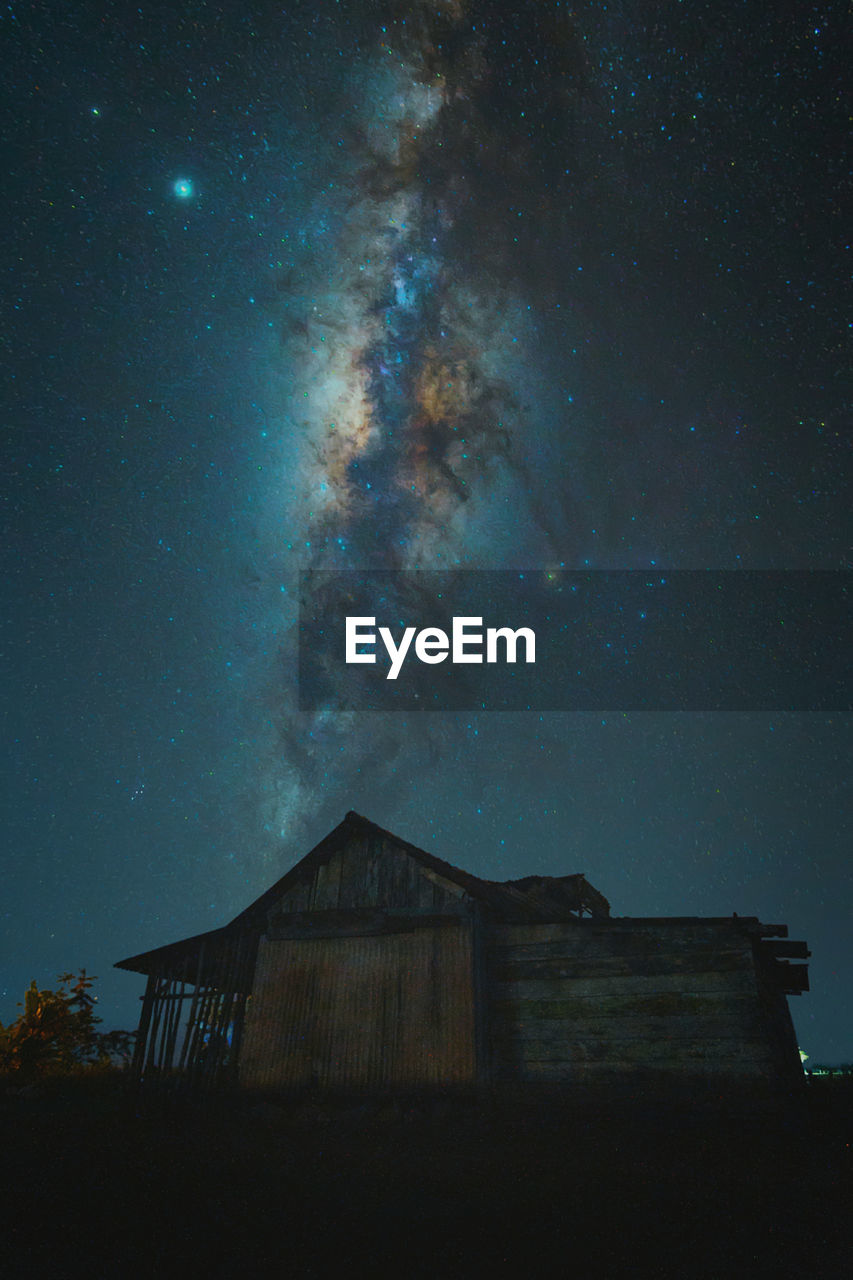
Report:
489,921,791,1082
238,832,483,1091
267,832,468,917
239,923,476,1091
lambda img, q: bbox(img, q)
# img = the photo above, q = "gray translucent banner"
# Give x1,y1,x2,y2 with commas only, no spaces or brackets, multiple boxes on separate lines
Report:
298,570,851,711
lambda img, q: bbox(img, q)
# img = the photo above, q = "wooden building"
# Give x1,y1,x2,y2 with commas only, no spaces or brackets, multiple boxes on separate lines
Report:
116,811,808,1094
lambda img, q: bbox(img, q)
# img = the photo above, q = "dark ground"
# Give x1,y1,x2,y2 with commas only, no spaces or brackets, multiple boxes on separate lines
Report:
1,1076,850,1278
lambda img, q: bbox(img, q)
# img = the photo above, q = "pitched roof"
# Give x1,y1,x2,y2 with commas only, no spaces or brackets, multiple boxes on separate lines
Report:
222,811,611,928
115,810,610,975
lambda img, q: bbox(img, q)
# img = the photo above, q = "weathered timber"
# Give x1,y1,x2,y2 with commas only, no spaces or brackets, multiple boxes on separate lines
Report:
492,1013,766,1046
774,963,809,993
267,909,468,941
516,1040,778,1077
760,939,810,959
503,1035,776,1063
493,970,760,999
496,991,761,1021
492,949,753,981
491,921,763,950
239,923,476,1091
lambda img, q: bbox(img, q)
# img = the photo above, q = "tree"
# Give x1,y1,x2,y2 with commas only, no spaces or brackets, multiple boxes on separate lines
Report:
0,971,135,1078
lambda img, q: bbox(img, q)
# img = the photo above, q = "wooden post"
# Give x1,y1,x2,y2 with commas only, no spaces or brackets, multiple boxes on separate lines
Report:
131,971,157,1084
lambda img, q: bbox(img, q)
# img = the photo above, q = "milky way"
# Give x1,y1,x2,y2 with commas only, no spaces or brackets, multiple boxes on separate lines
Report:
277,4,589,571
251,4,598,839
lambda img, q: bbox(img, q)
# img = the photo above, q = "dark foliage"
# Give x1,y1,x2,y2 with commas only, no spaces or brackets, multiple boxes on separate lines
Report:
0,971,135,1078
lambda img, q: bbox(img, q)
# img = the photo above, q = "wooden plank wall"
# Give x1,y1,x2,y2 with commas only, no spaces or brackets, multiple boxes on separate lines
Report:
268,833,467,917
489,922,782,1081
239,923,476,1091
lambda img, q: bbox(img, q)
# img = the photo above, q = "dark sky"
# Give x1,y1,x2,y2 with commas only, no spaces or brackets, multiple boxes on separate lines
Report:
3,1,850,1063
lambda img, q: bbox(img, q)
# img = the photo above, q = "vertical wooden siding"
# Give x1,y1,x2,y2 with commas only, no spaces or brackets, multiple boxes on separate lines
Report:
490,922,785,1081
239,923,476,1091
268,834,467,916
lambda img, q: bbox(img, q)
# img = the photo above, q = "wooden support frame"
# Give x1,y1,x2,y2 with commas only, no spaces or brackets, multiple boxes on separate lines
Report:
129,930,258,1098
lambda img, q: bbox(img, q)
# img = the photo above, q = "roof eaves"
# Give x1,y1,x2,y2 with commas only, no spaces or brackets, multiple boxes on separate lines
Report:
114,925,230,975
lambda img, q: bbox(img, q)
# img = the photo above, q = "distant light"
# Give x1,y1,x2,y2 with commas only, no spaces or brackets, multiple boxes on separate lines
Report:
173,178,194,199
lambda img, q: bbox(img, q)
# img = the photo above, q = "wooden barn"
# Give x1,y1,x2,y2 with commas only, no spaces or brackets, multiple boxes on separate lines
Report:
116,811,808,1094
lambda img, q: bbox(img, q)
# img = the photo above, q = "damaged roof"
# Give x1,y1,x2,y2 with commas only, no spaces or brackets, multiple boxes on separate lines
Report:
226,810,612,928
116,810,610,975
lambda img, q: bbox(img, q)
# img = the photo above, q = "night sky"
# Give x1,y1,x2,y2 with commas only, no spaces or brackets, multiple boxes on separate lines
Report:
3,2,850,1063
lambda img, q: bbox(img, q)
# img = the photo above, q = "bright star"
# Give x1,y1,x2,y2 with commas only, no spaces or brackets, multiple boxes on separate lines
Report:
173,178,194,199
